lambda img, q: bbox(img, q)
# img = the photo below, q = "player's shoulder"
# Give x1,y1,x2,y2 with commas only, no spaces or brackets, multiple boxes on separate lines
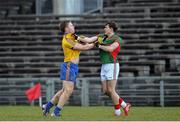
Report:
110,34,119,42
63,33,79,47
64,33,74,39
113,33,120,39
111,34,123,46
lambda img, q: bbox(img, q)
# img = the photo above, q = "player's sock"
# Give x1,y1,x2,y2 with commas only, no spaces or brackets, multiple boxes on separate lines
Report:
119,98,127,108
43,101,54,116
114,104,121,116
114,104,120,109
53,106,62,116
46,101,54,110
119,98,131,116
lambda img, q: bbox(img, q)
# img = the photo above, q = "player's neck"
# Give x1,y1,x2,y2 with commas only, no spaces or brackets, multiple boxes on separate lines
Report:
107,32,114,38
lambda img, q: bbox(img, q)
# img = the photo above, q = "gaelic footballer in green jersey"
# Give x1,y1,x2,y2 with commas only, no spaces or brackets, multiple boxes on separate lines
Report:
97,22,131,117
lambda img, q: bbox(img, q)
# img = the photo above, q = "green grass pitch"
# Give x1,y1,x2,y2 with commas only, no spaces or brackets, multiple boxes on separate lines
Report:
0,106,179,121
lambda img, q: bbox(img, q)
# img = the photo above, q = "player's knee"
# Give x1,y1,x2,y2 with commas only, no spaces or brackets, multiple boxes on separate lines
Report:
107,88,115,95
103,90,110,96
64,87,73,95
104,92,109,96
56,89,63,97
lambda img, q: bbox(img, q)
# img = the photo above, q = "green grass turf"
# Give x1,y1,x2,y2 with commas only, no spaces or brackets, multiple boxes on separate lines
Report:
0,106,179,121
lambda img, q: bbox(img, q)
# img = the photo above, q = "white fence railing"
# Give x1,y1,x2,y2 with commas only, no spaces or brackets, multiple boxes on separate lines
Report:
0,76,180,106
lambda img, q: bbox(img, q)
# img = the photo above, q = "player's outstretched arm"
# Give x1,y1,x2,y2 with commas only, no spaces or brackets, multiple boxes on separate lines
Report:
73,34,97,43
98,42,119,52
73,43,95,51
78,36,98,43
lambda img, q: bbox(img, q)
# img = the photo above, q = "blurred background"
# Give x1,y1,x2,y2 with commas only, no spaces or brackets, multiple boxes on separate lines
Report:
0,0,180,107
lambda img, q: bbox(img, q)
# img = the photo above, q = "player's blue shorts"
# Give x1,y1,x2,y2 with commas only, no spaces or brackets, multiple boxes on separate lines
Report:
60,62,79,83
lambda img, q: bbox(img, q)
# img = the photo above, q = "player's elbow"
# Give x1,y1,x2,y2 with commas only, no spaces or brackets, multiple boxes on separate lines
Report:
73,44,90,51
108,47,114,52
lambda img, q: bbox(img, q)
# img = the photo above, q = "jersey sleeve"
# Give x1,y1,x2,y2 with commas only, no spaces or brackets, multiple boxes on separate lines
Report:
113,35,123,47
113,35,120,43
64,34,77,48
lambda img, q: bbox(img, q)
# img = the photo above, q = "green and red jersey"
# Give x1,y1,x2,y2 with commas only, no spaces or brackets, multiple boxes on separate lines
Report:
99,34,123,64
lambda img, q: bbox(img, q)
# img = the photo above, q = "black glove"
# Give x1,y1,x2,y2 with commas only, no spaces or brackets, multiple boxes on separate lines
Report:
73,33,79,40
94,41,102,48
102,34,108,42
95,43,99,48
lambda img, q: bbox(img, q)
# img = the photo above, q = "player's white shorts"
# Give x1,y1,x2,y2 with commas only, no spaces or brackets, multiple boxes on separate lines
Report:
101,63,119,81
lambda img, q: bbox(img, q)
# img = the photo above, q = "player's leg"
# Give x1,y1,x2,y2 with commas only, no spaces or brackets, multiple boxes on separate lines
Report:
42,63,67,116
101,64,110,97
107,63,131,116
101,80,110,96
51,80,74,117
103,63,121,116
107,79,121,116
114,64,131,116
51,62,78,117
42,89,64,116
51,89,64,105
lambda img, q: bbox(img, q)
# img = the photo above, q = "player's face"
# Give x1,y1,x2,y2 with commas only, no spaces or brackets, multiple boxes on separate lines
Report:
66,22,75,33
104,24,113,35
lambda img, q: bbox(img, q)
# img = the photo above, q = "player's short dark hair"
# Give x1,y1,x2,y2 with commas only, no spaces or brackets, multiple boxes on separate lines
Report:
59,21,71,33
105,21,118,32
